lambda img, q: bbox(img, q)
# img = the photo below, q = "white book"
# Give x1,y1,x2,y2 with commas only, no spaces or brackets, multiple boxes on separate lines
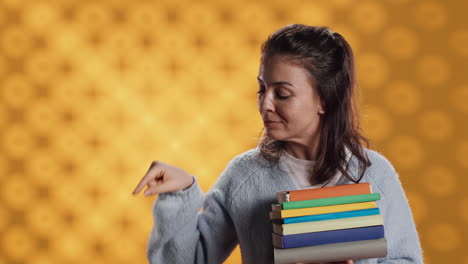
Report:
272,214,383,235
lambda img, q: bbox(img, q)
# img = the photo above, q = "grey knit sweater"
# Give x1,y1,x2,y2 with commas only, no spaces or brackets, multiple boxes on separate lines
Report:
147,147,423,264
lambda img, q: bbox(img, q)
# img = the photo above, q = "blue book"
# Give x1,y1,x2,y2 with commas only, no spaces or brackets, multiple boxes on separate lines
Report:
273,208,380,224
272,225,385,249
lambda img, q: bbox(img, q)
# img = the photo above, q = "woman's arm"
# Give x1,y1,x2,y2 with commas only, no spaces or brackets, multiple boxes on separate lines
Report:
134,161,239,264
367,153,424,264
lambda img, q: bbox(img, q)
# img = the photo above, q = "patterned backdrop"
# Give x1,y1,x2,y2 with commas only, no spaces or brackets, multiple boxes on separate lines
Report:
0,0,466,263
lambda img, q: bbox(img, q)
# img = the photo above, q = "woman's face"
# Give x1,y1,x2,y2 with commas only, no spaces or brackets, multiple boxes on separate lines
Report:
257,55,324,146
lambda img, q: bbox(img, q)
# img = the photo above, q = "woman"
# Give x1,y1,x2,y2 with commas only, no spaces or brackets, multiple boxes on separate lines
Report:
132,24,423,264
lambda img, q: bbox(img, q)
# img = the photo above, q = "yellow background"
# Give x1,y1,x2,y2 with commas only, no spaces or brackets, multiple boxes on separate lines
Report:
0,0,467,263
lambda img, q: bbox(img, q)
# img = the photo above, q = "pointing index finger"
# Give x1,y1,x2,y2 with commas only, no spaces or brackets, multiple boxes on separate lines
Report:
132,161,160,195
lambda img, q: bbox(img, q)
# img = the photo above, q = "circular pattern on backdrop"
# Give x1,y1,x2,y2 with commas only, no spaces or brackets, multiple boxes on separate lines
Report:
1,0,23,8
24,101,61,133
385,0,409,4
405,192,427,223
0,154,6,179
0,103,7,130
422,166,456,197
24,51,61,83
328,0,353,9
23,201,63,238
0,173,36,210
25,153,61,184
29,251,61,264
459,198,468,223
356,53,390,89
386,136,425,169
1,74,34,108
22,2,58,31
292,2,332,28
0,7,7,27
384,80,422,114
1,25,34,57
0,1,464,264
49,232,87,262
109,235,140,262
381,26,418,60
414,1,447,31
427,223,460,251
361,105,393,142
178,3,221,30
419,111,453,141
417,55,450,86
452,84,468,113
75,3,112,31
128,3,164,30
0,205,7,231
1,225,36,263
0,55,7,78
351,1,387,34
450,29,468,57
332,25,361,52
48,25,84,55
2,124,35,159
456,141,468,168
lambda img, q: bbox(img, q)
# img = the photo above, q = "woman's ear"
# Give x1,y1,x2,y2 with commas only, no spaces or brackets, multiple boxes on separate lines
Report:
316,96,325,114
318,102,325,114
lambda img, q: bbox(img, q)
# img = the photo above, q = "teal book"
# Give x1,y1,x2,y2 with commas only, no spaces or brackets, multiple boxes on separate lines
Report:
273,208,380,224
280,193,380,210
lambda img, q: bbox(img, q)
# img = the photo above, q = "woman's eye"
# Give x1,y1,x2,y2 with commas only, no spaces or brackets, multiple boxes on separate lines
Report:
276,94,289,99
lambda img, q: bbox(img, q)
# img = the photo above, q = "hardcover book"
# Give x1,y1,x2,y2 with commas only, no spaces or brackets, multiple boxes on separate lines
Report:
273,238,388,264
272,214,384,235
278,193,380,210
272,225,385,248
277,182,372,203
273,208,380,224
270,201,378,219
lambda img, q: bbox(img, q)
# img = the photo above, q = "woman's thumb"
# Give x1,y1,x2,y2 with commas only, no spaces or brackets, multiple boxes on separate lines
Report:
144,180,180,195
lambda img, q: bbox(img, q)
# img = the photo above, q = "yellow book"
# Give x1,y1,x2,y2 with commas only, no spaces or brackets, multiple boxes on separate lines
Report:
272,214,383,235
269,201,377,219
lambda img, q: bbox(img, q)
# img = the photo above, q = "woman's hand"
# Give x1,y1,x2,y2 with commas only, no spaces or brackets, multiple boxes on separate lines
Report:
132,161,194,196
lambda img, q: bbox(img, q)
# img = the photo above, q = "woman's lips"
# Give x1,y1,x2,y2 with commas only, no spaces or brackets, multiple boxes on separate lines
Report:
264,121,281,127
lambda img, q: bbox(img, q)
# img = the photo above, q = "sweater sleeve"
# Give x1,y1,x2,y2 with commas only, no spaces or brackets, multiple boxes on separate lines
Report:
367,153,424,264
146,168,238,264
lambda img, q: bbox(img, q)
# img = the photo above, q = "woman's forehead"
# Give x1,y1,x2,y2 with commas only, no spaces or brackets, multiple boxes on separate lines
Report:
259,57,312,84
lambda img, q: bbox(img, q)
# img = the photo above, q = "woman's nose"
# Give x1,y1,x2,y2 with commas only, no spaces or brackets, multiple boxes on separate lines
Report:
258,91,275,113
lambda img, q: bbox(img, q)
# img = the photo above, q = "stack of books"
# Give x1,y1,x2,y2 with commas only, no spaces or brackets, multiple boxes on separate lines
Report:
270,183,387,264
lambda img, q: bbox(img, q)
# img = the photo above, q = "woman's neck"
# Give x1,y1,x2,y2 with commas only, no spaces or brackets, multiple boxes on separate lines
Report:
283,141,320,161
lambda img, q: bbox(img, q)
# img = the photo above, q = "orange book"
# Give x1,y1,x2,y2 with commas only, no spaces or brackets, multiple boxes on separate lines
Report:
277,183,371,203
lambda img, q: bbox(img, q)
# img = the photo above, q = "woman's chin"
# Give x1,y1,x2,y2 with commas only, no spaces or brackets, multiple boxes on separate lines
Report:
265,130,284,140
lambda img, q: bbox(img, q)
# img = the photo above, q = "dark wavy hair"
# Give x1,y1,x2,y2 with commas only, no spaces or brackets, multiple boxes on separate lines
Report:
256,24,371,184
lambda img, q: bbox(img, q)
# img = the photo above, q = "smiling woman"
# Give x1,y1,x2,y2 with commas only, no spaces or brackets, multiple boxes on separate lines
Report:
133,24,423,264
257,56,325,162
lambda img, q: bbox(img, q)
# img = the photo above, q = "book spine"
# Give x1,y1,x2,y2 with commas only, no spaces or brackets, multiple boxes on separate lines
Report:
274,238,387,264
277,191,289,204
273,214,383,235
282,193,380,210
273,225,385,248
289,182,371,201
279,208,380,224
272,204,282,211
271,201,377,219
